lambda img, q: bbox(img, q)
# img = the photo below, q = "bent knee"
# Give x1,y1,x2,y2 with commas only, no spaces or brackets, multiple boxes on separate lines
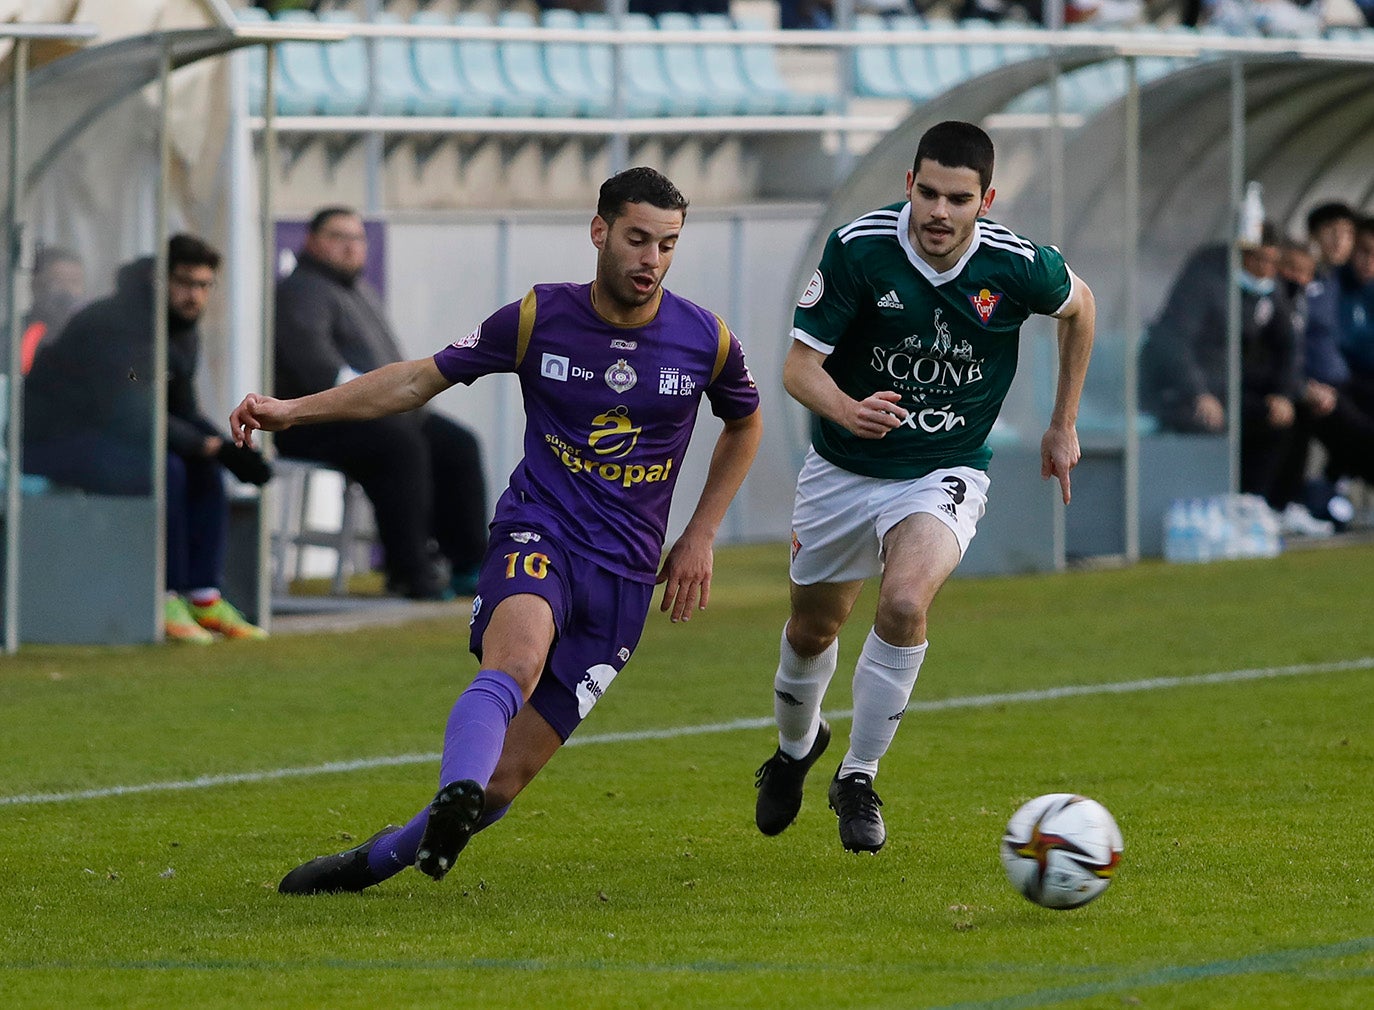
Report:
873,595,929,643
786,619,841,659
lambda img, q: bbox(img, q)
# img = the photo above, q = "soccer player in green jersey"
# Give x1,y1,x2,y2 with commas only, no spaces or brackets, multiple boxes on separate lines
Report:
754,121,1096,853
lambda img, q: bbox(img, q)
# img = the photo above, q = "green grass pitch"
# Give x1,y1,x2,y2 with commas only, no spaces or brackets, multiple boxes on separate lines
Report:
2,542,1371,1008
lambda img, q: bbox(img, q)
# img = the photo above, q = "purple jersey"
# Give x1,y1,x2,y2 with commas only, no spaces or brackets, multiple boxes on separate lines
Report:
433,282,758,582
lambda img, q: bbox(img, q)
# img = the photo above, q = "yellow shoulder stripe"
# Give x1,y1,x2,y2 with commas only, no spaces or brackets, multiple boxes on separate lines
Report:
711,315,731,383
515,288,538,369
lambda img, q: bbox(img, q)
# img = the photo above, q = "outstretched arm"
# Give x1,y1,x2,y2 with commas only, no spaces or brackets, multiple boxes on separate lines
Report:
230,357,454,448
1041,271,1095,504
656,408,764,623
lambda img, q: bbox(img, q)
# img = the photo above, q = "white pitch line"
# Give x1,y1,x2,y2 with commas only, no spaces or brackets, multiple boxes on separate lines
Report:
2,656,1369,809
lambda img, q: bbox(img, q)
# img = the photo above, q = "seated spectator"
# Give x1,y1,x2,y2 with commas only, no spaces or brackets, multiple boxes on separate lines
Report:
23,234,271,641
1307,200,1356,274
1337,215,1374,410
1272,237,1374,526
1139,224,1327,532
274,207,489,600
19,246,85,375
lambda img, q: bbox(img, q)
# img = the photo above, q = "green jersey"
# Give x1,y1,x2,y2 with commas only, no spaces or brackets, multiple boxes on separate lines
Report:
793,202,1073,479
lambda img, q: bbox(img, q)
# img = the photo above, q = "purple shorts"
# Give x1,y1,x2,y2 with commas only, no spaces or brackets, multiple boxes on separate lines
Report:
469,523,654,741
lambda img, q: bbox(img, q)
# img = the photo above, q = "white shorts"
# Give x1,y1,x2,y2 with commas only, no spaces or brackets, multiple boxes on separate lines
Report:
789,447,991,586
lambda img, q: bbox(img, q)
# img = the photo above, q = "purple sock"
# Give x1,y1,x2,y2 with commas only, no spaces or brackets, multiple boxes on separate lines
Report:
364,670,523,880
366,800,514,879
440,668,524,788
367,809,429,879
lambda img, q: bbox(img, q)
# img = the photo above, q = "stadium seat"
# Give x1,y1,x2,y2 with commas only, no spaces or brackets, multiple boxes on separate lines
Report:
541,8,613,116
411,11,503,116
273,10,368,116
959,19,1005,78
920,18,973,94
886,15,941,103
735,18,833,115
579,13,666,117
695,14,778,114
235,7,316,117
850,14,907,100
618,13,694,116
452,12,541,117
991,18,1046,65
495,11,581,118
370,12,451,117
272,10,357,115
656,13,740,116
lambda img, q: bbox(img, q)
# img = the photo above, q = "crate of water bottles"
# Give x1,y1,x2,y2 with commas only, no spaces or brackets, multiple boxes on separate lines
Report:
1163,494,1282,563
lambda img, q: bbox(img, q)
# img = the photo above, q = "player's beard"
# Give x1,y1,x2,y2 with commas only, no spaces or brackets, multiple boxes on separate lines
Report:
915,219,970,262
598,268,661,311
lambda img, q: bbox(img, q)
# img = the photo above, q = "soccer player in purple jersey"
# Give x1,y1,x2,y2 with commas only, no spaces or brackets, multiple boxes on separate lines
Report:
230,168,762,894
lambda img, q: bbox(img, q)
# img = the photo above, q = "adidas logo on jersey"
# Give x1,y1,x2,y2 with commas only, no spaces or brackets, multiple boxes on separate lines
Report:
876,290,904,310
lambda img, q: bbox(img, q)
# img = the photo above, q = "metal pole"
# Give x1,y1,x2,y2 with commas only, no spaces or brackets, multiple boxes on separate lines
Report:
832,0,854,183
1226,56,1244,496
256,42,280,630
608,0,628,172
1123,56,1141,563
1049,53,1066,569
494,216,513,471
364,0,383,213
3,39,28,653
153,41,173,641
727,212,746,543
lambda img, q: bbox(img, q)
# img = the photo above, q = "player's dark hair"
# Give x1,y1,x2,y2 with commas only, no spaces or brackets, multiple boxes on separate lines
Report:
1356,216,1374,240
1305,201,1355,236
168,233,221,272
597,167,689,226
308,205,360,234
913,121,995,194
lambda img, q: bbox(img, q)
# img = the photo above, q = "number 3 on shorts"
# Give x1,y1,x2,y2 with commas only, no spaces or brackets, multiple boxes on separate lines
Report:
504,551,550,579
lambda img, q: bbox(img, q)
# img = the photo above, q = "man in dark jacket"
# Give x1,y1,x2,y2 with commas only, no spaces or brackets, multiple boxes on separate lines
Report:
1139,224,1304,512
274,207,488,599
24,234,270,642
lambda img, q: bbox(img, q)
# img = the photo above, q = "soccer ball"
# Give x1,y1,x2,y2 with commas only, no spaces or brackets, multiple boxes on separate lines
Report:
1000,793,1123,909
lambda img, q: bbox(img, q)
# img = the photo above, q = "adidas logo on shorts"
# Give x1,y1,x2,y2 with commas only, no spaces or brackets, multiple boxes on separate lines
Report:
876,290,904,310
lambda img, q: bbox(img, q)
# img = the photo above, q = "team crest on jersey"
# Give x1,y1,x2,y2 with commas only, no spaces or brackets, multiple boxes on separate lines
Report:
605,358,637,393
798,269,824,308
969,289,1003,325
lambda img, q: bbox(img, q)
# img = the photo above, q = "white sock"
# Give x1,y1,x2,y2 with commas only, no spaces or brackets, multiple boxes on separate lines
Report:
774,624,838,759
839,628,927,780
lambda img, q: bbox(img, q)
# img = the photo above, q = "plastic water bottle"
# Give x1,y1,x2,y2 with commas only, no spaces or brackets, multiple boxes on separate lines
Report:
1234,494,1280,558
1192,502,1214,566
1201,497,1229,558
1164,500,1191,563
1165,499,1210,563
